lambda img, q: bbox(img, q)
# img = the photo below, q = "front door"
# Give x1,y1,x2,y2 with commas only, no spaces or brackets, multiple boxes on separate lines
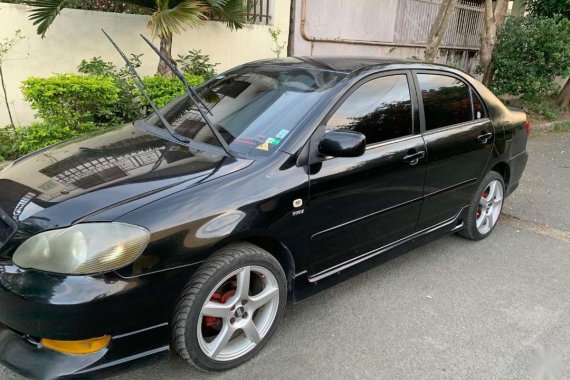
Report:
413,71,495,230
307,72,426,277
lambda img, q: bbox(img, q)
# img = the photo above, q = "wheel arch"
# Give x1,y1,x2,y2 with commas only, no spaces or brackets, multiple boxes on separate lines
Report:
214,234,297,300
490,162,511,190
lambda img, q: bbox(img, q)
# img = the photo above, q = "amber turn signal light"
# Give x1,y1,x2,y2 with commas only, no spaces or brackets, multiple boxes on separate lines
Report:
40,336,111,355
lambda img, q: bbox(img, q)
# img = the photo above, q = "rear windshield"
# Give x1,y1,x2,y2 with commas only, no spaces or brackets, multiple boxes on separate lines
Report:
147,65,346,157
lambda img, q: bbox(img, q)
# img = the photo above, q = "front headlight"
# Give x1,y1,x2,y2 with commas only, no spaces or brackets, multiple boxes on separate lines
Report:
13,223,150,275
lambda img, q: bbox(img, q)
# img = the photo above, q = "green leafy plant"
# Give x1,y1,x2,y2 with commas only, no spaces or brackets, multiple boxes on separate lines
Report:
525,97,561,121
554,121,570,132
0,122,104,162
16,122,101,154
528,0,570,18
77,56,118,76
268,27,286,58
140,74,205,108
176,50,219,79
0,126,22,161
78,55,143,122
491,16,570,100
21,74,120,128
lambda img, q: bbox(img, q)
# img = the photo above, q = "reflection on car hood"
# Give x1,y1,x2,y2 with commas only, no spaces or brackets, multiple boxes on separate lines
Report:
0,124,250,227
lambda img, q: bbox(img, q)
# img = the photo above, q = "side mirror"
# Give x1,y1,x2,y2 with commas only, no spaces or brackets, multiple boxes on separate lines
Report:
318,130,366,158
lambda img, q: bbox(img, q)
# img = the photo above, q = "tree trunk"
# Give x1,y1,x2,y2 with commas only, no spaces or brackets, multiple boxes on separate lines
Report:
425,0,458,63
558,78,570,107
0,65,15,129
157,32,176,77
480,0,508,86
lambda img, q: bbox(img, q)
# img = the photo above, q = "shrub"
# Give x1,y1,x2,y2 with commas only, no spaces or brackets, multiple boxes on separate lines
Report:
491,16,570,99
21,74,120,128
0,127,22,161
10,62,206,161
176,50,219,79
528,0,570,19
17,122,101,155
140,74,205,108
0,123,103,161
78,56,143,123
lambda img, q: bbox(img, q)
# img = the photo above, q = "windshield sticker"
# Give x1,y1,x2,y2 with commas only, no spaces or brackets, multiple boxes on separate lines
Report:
266,137,281,145
235,137,259,146
256,142,270,151
276,129,290,139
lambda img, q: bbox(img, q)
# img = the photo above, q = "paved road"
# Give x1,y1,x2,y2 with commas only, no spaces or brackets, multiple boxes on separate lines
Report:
1,132,569,380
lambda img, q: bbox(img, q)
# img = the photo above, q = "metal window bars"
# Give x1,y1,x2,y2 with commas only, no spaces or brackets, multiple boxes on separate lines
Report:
246,0,272,25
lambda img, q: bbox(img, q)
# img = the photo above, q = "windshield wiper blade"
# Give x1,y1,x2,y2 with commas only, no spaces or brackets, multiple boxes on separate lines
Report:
102,30,190,145
139,34,233,157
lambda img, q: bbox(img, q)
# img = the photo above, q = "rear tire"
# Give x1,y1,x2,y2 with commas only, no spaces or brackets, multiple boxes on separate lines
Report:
172,243,286,371
459,171,505,241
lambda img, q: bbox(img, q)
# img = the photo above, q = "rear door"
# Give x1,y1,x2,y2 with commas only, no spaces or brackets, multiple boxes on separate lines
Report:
307,71,426,277
413,71,494,230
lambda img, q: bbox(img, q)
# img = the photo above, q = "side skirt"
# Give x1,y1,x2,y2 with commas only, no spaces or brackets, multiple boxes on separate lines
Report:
292,207,468,302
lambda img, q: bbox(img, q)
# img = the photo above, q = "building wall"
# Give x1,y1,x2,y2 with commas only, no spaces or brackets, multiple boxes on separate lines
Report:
291,0,480,73
0,2,290,126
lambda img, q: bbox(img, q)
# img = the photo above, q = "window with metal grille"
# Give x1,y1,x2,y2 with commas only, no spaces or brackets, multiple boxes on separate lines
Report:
246,0,273,25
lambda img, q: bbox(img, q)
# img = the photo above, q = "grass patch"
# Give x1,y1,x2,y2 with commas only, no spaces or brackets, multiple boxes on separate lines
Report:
554,121,570,133
525,97,561,122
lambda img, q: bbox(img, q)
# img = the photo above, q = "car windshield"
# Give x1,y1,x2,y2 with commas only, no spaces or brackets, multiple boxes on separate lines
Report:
146,65,346,157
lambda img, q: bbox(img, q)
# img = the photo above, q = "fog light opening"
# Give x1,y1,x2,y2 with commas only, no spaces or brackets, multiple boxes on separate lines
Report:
40,335,111,355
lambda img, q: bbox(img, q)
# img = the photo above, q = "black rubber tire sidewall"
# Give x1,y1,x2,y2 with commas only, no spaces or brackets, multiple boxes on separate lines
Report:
172,243,287,371
459,171,505,241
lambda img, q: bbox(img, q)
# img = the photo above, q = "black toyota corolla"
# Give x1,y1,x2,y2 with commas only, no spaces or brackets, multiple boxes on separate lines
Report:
0,56,529,379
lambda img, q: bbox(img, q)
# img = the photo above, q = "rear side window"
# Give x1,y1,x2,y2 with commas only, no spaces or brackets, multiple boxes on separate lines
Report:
326,75,413,145
418,74,472,130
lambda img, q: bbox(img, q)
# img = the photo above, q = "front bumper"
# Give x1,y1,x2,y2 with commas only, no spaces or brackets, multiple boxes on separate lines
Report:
0,322,169,380
0,263,195,379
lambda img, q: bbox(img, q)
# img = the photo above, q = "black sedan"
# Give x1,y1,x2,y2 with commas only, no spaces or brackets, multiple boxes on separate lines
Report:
0,57,529,378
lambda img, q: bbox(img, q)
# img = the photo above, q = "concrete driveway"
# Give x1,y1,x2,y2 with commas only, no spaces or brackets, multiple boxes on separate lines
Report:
1,132,569,380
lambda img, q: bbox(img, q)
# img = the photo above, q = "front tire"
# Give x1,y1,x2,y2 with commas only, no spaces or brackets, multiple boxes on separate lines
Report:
460,171,505,241
172,243,287,371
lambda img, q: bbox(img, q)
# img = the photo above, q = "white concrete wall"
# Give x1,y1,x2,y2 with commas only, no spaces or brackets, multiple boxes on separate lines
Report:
0,2,290,126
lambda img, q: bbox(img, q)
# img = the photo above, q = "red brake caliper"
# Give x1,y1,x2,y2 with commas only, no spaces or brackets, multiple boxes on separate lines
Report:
477,189,490,218
203,290,236,329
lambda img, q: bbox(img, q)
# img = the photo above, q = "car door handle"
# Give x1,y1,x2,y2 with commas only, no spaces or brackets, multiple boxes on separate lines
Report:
403,151,425,166
477,132,493,143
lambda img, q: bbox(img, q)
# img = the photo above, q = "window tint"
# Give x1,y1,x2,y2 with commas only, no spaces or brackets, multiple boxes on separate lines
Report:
418,74,472,130
326,75,413,145
472,91,485,120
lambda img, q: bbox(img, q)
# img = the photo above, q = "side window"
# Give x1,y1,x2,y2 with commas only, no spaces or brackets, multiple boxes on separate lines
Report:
418,74,472,130
326,75,413,145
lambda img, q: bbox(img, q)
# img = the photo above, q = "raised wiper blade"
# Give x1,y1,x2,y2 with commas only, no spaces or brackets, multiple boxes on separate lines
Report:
101,30,189,145
139,34,233,157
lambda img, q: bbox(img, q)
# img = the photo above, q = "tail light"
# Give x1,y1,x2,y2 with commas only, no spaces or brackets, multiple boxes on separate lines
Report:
524,120,532,135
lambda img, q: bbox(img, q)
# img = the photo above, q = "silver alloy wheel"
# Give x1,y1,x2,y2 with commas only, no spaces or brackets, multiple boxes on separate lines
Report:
197,265,280,361
476,179,504,235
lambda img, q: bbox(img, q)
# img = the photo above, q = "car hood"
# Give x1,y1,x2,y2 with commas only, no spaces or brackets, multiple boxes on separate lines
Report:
0,124,251,228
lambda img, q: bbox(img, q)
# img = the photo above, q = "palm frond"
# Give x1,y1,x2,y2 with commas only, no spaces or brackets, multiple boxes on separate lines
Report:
27,0,68,37
149,0,210,37
27,0,157,37
209,0,246,30
205,0,228,8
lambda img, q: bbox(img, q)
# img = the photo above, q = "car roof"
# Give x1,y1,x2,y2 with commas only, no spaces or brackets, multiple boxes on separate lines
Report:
247,56,453,75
